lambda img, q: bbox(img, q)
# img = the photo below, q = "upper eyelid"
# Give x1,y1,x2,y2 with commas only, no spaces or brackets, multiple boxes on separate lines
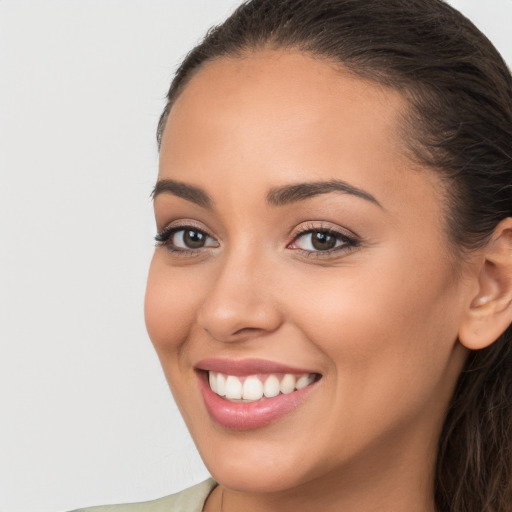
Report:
289,221,359,241
154,225,219,254
290,229,357,247
155,224,215,247
287,223,361,255
157,220,216,237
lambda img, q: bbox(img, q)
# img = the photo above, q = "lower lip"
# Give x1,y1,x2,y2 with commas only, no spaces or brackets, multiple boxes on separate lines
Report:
198,372,318,430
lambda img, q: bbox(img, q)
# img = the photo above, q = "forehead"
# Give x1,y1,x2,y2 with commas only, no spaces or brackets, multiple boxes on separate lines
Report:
159,50,442,223
161,51,409,176
163,51,407,159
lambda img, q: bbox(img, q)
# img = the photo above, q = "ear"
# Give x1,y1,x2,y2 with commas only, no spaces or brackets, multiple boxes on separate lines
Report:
458,217,512,350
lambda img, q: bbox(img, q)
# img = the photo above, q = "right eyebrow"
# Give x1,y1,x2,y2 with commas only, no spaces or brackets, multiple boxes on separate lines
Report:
151,179,213,209
266,179,382,208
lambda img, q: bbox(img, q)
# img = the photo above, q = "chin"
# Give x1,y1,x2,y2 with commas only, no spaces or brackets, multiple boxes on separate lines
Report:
190,424,334,494
206,455,315,494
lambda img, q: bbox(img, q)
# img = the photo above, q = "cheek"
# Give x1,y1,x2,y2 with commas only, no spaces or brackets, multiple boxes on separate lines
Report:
144,255,202,361
281,251,462,424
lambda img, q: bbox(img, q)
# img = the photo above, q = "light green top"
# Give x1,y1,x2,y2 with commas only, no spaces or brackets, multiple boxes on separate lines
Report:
71,479,217,512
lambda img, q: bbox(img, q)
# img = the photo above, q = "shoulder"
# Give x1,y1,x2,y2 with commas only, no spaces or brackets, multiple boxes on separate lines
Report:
70,478,217,512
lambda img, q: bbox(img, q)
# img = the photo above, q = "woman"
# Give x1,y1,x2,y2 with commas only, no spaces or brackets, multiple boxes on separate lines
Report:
76,0,512,510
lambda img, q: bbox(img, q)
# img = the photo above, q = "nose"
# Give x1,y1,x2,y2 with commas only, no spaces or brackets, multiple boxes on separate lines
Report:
197,251,283,343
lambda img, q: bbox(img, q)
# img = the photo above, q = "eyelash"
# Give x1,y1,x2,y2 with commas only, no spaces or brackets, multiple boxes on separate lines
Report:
288,223,360,258
154,223,359,258
155,224,217,256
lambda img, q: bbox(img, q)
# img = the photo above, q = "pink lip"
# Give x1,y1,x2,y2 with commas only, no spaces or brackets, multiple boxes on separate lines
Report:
195,359,320,430
195,357,317,376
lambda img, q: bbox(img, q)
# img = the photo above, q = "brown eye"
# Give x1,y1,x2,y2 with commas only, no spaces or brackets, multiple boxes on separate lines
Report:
155,226,219,252
311,231,337,251
288,227,359,255
180,229,207,249
293,230,341,251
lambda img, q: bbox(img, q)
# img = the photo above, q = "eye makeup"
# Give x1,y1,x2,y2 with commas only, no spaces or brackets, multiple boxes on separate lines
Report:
155,223,219,255
155,219,360,260
287,221,361,259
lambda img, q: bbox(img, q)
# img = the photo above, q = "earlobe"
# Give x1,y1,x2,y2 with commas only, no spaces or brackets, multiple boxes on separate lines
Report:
458,218,512,350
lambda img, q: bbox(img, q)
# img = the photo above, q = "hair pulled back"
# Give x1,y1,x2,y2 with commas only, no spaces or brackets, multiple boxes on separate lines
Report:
157,2,512,510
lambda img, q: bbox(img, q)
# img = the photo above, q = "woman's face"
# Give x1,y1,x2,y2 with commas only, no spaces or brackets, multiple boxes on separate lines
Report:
146,52,470,494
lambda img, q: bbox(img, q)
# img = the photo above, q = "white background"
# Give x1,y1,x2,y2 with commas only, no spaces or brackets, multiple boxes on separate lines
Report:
0,1,511,511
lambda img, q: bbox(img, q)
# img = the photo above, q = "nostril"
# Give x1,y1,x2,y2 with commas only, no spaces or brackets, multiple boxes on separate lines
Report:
233,326,262,336
199,310,282,343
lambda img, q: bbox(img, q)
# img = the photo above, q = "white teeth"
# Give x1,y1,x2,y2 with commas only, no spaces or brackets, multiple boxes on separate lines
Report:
263,375,280,398
225,375,243,400
280,374,296,394
243,376,263,400
209,372,217,393
209,371,317,401
216,373,226,396
296,374,313,390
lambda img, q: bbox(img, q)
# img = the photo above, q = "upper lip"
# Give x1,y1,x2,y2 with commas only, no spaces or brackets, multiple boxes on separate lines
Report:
195,358,320,376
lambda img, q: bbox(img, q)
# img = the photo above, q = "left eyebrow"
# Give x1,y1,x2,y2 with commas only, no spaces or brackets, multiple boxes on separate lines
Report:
151,179,213,209
266,179,382,208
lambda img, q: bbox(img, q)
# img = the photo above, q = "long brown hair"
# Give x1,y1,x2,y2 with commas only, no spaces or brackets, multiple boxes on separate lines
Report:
157,1,512,510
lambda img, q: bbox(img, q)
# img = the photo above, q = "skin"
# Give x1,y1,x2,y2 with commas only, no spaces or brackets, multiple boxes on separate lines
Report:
145,51,482,511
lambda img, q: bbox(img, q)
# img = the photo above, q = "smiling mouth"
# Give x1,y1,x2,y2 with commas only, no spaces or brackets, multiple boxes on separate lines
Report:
196,360,322,429
207,371,320,402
